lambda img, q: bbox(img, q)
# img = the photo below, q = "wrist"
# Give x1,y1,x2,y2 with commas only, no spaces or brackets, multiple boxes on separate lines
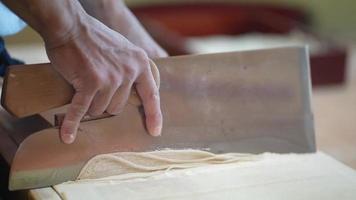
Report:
35,1,90,49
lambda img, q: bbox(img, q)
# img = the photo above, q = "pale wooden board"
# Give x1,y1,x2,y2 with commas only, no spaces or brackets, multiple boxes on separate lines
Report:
28,152,356,200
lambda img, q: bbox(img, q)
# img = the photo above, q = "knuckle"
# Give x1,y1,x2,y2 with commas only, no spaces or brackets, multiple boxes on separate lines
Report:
119,62,138,82
67,105,86,121
72,75,99,94
71,78,84,90
133,48,148,60
147,89,160,102
87,105,104,117
89,75,103,90
133,49,150,68
107,103,124,115
124,67,137,81
106,107,119,115
71,102,88,115
87,110,102,117
107,73,121,87
106,108,115,115
146,111,162,121
121,48,150,82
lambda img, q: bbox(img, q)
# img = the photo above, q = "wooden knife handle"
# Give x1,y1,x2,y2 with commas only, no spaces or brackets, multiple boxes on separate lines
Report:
1,60,160,118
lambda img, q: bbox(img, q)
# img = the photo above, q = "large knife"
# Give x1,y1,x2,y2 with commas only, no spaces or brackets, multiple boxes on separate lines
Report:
1,46,315,190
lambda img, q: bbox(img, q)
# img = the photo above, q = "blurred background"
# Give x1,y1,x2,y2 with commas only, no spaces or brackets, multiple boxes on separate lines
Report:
3,0,356,168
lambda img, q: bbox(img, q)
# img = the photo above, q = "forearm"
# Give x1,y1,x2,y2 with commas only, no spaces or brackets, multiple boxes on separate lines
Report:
2,0,88,47
78,0,129,30
78,0,167,58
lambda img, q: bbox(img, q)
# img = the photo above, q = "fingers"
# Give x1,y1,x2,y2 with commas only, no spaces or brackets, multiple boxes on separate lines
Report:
136,68,163,137
107,81,133,114
62,70,161,143
87,87,118,116
60,90,95,144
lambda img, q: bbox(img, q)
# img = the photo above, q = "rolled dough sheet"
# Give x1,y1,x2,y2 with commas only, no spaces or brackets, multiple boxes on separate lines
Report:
53,151,356,200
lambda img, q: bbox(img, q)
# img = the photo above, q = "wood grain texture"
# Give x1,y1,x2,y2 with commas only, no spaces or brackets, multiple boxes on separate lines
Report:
1,60,160,118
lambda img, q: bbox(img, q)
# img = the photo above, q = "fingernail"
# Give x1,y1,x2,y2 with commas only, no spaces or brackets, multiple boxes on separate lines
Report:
62,133,75,144
151,125,162,137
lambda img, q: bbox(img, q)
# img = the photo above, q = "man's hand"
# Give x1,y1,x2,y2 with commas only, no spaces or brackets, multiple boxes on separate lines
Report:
2,0,163,144
79,0,168,58
46,16,162,143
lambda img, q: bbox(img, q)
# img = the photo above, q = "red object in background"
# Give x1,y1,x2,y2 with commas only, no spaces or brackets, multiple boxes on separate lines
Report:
310,49,347,85
131,3,347,86
133,4,308,36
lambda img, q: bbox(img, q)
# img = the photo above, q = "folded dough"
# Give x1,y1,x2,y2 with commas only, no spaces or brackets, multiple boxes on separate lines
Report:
77,149,259,181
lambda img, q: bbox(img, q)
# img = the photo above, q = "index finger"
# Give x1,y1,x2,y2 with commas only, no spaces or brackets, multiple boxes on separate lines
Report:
60,90,95,144
136,68,163,137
